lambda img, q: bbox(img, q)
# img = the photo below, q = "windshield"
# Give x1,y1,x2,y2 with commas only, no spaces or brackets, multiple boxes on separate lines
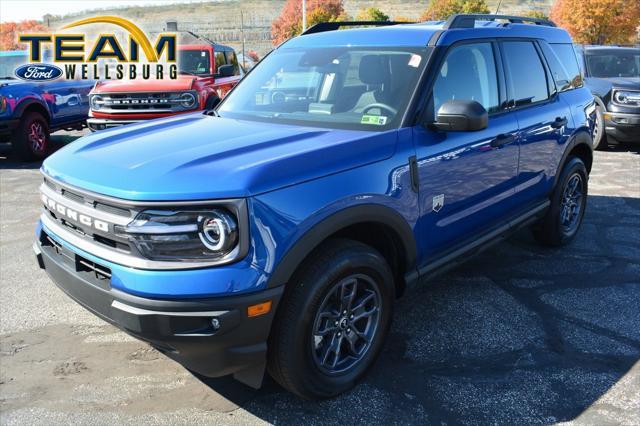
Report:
218,46,430,131
178,50,211,76
586,49,640,78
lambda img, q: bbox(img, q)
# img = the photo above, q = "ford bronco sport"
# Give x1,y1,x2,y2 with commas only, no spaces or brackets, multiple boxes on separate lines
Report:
87,38,242,131
35,15,595,399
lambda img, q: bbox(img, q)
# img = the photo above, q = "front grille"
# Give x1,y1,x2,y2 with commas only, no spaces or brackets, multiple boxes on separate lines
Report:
92,92,194,114
41,177,135,255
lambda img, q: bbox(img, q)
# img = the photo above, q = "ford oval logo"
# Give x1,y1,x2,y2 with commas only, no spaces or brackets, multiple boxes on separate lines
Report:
15,63,63,81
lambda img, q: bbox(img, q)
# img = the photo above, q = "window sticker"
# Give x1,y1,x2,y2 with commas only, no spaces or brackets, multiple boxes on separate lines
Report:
408,54,422,68
361,115,388,125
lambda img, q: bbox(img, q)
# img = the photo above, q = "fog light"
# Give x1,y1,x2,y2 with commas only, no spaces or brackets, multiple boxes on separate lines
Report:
211,318,221,329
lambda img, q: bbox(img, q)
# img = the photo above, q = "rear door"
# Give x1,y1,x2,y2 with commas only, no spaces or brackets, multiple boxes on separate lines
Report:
500,40,574,205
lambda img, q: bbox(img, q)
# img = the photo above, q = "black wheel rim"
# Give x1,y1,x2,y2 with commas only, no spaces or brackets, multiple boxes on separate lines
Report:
311,273,381,375
28,121,47,154
560,173,584,235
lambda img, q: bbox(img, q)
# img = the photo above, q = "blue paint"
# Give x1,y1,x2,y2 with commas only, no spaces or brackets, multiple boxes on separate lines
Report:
37,19,595,299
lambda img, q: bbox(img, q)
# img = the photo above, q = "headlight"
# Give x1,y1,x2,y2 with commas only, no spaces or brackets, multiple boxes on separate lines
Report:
116,209,239,262
613,90,640,105
90,95,103,110
179,92,197,108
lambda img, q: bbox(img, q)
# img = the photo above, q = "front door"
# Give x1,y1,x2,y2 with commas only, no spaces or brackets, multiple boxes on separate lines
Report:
412,41,520,261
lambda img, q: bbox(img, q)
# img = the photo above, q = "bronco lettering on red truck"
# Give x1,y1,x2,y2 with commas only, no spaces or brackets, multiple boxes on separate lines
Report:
87,37,242,131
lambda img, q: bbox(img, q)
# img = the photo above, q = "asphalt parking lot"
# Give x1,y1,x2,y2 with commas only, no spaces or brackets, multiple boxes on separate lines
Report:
0,133,639,425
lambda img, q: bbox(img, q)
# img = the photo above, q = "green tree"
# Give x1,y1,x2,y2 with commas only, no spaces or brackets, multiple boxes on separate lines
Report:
524,10,549,20
356,7,390,22
420,0,490,21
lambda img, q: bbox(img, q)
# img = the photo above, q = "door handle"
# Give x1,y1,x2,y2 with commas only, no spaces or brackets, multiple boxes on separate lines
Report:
490,133,516,148
551,116,568,129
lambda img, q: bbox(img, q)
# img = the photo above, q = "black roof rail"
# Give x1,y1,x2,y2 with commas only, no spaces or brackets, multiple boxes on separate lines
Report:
302,21,411,35
444,14,556,29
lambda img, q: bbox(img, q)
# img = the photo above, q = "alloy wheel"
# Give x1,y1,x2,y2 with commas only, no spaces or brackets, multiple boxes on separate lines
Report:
311,273,381,375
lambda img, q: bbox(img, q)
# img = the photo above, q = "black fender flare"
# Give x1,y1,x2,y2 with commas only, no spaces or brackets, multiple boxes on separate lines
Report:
552,130,593,190
14,99,51,122
267,204,417,288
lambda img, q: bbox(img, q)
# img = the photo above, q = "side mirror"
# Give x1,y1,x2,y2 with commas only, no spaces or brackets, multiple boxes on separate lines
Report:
430,100,488,132
217,64,235,78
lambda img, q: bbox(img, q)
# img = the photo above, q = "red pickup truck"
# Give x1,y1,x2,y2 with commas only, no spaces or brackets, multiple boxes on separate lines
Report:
87,42,243,131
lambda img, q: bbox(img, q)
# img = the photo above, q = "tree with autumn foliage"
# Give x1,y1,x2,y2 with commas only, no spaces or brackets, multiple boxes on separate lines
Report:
271,0,348,45
0,20,49,51
356,7,390,22
550,0,640,45
420,0,490,21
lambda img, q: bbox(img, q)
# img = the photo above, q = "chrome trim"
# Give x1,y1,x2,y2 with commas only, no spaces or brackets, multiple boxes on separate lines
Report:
111,300,228,317
40,173,250,269
41,182,132,226
41,213,241,270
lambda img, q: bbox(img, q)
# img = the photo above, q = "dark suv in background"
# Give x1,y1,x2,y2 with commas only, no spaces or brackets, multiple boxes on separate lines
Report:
577,46,640,148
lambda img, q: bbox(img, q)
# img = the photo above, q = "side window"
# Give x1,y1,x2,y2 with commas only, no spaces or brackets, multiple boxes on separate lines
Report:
502,41,549,107
214,51,226,75
225,51,240,75
549,43,583,89
432,42,500,116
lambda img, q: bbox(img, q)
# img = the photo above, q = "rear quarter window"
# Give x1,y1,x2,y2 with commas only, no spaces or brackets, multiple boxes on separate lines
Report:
547,43,583,90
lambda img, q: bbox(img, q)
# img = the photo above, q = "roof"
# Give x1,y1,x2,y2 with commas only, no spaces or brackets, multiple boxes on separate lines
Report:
283,20,573,49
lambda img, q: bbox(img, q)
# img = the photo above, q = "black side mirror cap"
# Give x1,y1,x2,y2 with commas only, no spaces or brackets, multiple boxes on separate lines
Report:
430,100,488,132
217,64,235,78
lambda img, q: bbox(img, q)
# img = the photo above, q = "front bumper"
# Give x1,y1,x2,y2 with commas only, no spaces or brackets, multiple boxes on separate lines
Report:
604,111,640,143
87,118,142,131
0,118,20,140
34,228,284,388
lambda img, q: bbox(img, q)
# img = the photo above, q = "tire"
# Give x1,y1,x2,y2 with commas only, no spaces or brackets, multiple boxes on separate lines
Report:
205,96,220,110
11,111,50,161
532,157,588,246
267,238,394,399
592,102,607,151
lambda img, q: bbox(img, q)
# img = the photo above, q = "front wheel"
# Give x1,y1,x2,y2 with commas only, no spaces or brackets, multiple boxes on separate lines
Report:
592,103,607,150
532,157,588,246
268,239,394,399
11,112,50,161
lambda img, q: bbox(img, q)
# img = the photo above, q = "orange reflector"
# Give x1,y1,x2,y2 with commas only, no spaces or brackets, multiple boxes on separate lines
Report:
247,300,272,317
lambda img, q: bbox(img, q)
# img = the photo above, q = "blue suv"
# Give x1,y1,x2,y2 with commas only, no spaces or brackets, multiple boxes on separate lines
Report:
34,15,595,399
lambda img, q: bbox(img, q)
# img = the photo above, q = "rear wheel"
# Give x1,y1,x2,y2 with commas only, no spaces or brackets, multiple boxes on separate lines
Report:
532,157,588,246
11,112,50,161
268,239,394,399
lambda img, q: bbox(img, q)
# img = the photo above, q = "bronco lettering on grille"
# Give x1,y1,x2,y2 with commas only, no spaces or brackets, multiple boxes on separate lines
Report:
42,193,110,233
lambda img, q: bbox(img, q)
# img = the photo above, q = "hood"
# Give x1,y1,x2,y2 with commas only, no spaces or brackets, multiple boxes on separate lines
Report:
590,77,640,89
92,75,197,93
42,113,397,201
585,76,640,97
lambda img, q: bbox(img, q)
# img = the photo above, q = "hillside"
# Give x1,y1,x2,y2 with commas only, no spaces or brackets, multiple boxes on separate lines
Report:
43,0,553,55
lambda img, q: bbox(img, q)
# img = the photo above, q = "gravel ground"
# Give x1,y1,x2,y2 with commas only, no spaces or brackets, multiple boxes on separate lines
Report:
1,133,639,425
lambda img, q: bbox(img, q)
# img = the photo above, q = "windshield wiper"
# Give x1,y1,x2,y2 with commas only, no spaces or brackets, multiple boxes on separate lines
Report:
178,71,197,76
205,109,220,117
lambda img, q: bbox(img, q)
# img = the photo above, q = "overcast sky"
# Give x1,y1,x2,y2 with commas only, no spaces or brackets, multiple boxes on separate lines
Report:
0,0,215,22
